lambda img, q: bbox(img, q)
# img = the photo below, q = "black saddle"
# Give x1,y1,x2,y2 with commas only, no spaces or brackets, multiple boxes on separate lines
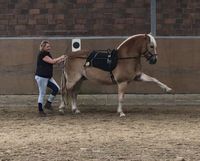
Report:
85,49,118,72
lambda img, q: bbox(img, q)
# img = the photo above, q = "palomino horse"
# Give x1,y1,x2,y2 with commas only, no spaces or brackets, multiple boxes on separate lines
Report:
59,34,172,117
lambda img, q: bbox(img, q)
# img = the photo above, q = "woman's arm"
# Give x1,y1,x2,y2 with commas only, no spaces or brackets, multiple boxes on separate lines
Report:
43,55,65,64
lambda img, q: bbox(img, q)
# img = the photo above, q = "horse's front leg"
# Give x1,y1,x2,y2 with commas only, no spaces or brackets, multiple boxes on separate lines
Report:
117,82,128,117
135,73,172,93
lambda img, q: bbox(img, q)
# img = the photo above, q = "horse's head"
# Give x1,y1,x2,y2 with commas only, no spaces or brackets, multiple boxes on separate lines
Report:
142,34,157,64
117,34,158,64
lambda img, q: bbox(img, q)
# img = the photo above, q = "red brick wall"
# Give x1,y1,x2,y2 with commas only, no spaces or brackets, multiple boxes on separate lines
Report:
0,0,150,36
157,0,200,36
0,0,199,36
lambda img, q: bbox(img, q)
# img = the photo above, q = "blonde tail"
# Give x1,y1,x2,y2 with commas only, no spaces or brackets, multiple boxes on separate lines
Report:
60,58,72,108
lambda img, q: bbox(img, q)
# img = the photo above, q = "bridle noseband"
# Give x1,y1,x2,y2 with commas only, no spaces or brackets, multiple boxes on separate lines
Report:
142,49,158,61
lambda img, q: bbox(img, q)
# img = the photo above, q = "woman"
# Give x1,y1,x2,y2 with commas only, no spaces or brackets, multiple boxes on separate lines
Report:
35,40,65,116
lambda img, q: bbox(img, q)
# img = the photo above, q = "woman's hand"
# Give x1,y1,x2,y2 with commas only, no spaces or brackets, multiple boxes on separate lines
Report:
57,55,66,64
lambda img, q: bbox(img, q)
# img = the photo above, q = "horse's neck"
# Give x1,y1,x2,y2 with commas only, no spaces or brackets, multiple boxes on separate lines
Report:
117,43,138,58
117,36,144,58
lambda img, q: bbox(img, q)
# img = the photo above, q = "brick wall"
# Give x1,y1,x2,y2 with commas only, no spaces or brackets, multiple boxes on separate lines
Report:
157,0,200,36
0,0,150,36
0,0,199,36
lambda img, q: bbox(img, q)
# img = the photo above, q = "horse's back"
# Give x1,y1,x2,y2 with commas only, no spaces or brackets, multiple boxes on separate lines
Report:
67,50,91,59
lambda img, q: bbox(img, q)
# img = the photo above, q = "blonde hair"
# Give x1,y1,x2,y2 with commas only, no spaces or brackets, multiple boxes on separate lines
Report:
39,40,50,51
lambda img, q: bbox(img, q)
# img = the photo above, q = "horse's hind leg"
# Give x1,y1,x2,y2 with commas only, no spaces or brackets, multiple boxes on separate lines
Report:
117,82,128,117
71,91,80,114
71,79,83,114
135,73,172,92
59,92,67,114
59,71,68,114
59,80,81,114
61,75,83,114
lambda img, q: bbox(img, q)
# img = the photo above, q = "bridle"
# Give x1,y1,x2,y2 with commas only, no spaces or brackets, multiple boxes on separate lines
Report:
142,49,158,62
117,35,157,61
118,49,157,62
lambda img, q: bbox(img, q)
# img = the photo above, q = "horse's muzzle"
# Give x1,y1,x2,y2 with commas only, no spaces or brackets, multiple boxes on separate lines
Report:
149,55,157,64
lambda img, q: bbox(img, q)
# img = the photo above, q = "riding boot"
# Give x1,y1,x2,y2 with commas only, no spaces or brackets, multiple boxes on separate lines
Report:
38,103,46,117
39,110,46,117
44,101,53,111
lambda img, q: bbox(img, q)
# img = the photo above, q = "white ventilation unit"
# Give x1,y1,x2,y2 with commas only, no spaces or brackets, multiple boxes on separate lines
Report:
72,38,81,52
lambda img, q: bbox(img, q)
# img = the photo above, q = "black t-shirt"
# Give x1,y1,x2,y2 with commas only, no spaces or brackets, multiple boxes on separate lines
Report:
35,51,53,78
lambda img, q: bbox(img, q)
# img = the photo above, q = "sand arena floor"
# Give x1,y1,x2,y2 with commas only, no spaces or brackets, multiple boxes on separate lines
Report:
0,95,200,161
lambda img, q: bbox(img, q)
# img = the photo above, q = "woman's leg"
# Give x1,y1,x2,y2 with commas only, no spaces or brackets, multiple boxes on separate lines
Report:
35,76,48,113
45,77,60,109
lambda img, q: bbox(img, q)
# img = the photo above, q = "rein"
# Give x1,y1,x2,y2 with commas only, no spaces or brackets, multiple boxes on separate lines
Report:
117,49,156,60
69,55,139,60
118,56,138,59
69,52,140,60
66,49,158,60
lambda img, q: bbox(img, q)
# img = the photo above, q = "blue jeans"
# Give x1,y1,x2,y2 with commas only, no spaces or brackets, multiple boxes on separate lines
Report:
35,75,60,105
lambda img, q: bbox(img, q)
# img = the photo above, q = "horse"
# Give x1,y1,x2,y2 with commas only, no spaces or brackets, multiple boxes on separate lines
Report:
59,34,172,117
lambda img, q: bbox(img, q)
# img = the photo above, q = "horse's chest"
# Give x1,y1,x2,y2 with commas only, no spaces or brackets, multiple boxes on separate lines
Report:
114,61,138,82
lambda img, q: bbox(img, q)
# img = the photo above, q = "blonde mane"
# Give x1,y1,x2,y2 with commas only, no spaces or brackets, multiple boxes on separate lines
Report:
117,34,144,50
117,34,157,50
148,34,157,47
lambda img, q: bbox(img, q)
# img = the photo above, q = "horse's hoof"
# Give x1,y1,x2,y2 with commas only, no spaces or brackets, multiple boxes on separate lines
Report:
59,109,65,115
166,88,174,94
72,109,81,114
75,110,80,114
119,113,126,117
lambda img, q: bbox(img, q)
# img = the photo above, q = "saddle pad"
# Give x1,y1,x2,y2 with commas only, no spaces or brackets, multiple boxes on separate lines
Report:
85,49,118,72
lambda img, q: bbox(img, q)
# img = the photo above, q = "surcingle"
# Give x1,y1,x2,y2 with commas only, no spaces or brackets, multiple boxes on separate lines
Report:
85,49,118,72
